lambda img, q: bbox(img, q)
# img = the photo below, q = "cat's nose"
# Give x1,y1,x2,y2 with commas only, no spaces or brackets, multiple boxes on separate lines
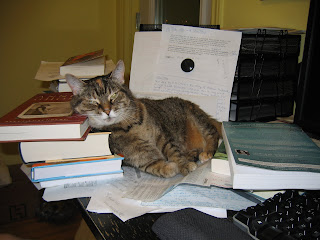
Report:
102,103,111,115
104,108,110,115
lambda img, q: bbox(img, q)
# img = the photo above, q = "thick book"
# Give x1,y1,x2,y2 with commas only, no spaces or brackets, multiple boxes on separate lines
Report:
60,49,105,76
49,80,72,92
210,141,229,173
0,92,90,142
222,121,320,190
31,155,124,182
19,132,111,164
50,79,88,93
35,59,115,81
39,172,123,188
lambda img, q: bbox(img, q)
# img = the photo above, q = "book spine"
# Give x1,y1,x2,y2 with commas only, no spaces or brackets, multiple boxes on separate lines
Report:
31,170,124,182
32,155,122,167
18,143,27,164
39,172,124,188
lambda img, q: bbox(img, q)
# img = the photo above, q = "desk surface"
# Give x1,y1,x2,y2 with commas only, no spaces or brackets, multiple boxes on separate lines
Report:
77,197,163,240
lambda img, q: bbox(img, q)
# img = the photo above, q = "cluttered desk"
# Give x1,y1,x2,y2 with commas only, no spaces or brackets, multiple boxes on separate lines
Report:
76,197,162,240
1,21,320,240
76,189,320,240
76,197,252,240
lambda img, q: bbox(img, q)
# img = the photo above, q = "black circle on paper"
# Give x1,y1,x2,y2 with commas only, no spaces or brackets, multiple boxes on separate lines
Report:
181,58,195,72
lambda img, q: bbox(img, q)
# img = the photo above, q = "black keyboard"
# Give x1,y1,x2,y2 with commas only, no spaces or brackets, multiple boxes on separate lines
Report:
233,190,320,240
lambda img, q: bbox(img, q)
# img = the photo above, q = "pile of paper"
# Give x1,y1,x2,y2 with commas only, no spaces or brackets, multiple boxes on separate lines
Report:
22,162,257,222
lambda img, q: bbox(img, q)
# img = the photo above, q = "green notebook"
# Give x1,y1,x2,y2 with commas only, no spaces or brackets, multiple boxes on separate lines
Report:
222,121,320,190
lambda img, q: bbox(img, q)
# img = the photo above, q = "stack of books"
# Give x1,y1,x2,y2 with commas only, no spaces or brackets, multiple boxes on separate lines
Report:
0,91,123,189
59,49,106,77
20,132,123,188
34,49,115,93
54,49,105,93
51,78,90,93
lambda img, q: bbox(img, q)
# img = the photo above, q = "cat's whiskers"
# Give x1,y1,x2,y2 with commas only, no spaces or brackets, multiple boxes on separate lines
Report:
75,113,89,117
86,113,101,117
117,116,130,126
117,107,142,126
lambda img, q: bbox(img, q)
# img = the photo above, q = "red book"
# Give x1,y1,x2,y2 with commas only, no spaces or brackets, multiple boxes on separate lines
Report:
0,92,90,142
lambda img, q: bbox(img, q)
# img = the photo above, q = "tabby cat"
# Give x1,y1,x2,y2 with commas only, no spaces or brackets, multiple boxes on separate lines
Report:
66,60,221,178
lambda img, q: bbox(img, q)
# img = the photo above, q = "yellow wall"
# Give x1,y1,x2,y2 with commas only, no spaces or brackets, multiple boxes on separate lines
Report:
0,0,311,165
116,0,140,81
214,0,311,61
217,0,310,30
0,0,139,165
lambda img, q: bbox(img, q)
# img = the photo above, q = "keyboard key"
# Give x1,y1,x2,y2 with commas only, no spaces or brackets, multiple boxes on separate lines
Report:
293,231,309,240
249,217,269,237
311,228,320,238
234,210,252,226
257,225,283,240
279,221,294,234
266,212,283,227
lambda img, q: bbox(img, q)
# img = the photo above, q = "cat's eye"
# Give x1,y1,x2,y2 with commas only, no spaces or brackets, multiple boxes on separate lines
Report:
110,93,118,102
88,99,99,105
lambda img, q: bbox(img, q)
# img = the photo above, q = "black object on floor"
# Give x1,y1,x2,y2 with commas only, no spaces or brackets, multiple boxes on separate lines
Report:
152,208,251,240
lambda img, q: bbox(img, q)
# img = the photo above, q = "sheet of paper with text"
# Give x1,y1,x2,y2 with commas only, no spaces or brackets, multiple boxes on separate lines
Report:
130,24,242,122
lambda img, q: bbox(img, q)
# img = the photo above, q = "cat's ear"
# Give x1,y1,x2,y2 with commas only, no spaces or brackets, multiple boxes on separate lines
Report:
65,74,85,95
111,60,125,85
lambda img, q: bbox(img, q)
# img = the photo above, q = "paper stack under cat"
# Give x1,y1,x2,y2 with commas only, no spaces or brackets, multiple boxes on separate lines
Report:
0,51,124,189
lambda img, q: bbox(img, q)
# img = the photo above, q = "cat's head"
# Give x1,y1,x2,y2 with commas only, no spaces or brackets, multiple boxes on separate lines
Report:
66,60,136,129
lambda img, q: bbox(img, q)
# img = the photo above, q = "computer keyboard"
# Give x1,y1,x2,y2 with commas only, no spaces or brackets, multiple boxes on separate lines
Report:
233,190,320,240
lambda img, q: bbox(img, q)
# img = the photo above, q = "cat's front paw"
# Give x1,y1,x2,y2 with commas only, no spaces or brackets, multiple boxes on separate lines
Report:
180,162,197,176
160,162,179,178
144,160,179,178
199,151,213,163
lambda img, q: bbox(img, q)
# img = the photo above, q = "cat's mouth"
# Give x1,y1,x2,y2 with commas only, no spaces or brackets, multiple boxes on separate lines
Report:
87,111,119,128
99,111,119,125
101,111,116,120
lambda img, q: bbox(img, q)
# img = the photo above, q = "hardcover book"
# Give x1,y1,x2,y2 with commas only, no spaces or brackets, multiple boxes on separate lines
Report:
60,49,105,76
19,132,111,164
222,121,320,190
0,92,90,142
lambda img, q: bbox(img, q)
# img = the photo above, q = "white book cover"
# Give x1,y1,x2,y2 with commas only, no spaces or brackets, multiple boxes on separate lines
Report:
19,132,111,163
60,56,106,76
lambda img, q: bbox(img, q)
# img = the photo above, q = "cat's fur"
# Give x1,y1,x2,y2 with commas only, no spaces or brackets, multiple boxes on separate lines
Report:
66,60,221,178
